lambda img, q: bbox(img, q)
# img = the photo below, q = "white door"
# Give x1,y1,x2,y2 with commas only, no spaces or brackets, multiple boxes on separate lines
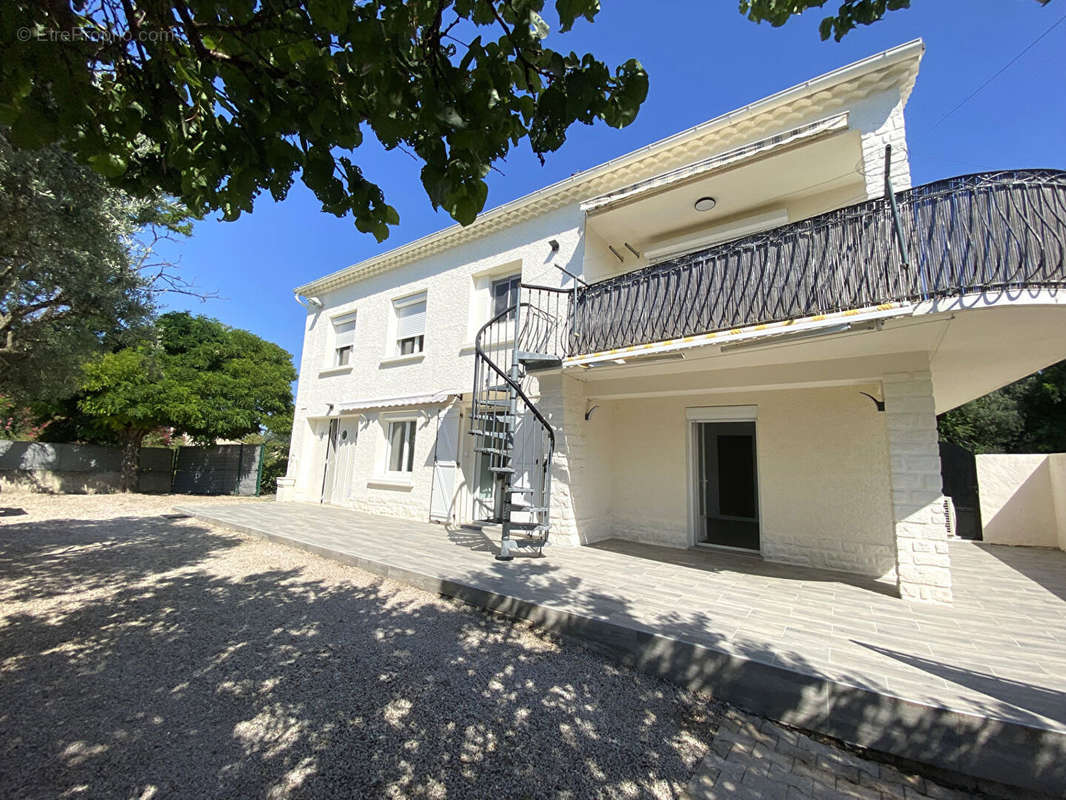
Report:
320,418,339,503
331,418,358,504
510,408,545,505
430,405,461,522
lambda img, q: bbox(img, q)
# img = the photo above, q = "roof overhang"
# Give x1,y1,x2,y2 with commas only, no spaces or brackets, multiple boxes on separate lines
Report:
563,303,914,369
329,390,462,416
580,113,850,215
296,39,924,297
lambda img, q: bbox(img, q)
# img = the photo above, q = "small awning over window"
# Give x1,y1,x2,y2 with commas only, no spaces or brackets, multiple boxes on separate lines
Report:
332,390,462,415
580,112,850,215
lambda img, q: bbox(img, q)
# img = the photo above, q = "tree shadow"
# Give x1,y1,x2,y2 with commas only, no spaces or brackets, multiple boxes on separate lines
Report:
0,514,717,799
0,515,243,603
856,642,1066,728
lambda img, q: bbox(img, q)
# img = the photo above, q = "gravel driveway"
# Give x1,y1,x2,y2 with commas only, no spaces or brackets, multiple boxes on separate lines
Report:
0,494,981,799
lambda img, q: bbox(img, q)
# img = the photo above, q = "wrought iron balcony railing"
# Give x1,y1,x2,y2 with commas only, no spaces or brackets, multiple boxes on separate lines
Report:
567,170,1066,356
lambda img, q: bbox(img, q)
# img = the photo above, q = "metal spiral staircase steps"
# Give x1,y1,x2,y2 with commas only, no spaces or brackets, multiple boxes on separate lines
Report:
470,286,567,560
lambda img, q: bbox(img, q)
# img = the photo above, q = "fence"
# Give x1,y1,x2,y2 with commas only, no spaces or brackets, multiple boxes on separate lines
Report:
0,441,263,496
172,444,263,496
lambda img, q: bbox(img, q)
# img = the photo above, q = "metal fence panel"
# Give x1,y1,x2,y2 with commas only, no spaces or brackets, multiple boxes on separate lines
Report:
1,441,262,495
136,448,174,493
172,444,262,496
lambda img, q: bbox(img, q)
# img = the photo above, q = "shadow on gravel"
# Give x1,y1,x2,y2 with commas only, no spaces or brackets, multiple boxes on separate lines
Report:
0,515,714,799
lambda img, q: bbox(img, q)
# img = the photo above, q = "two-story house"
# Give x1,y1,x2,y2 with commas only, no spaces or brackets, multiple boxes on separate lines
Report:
278,40,1066,603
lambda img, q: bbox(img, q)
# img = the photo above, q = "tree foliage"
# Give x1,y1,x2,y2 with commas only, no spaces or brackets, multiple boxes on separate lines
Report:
67,311,296,488
740,0,1051,41
938,360,1066,454
0,131,197,402
2,0,648,241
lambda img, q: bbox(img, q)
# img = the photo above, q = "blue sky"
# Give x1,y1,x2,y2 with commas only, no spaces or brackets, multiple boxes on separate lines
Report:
156,0,1066,371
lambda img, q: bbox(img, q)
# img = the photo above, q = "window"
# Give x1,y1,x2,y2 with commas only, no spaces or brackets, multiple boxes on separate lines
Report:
386,420,417,472
331,313,357,367
492,274,521,319
393,293,426,355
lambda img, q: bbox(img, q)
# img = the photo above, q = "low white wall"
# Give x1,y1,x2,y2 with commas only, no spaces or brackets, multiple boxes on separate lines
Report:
976,453,1066,549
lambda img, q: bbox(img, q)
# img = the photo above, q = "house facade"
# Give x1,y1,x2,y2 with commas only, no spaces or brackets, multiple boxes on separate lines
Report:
279,40,1066,603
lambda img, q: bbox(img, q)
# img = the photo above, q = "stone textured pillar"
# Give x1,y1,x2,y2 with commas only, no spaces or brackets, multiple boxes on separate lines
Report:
538,373,604,546
858,93,912,199
883,371,952,602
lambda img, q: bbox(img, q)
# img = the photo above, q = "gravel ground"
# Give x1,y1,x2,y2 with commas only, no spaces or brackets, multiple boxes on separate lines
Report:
0,494,983,799
0,493,713,799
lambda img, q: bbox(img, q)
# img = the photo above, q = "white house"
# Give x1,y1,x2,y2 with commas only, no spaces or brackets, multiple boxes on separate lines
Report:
278,40,1066,603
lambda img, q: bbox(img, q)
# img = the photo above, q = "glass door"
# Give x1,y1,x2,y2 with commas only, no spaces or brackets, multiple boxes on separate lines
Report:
696,421,760,550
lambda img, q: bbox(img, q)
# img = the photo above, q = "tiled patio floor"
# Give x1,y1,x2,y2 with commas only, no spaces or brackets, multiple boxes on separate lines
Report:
177,500,1066,793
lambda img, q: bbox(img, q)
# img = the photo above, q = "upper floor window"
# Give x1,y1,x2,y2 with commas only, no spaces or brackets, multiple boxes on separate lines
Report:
393,292,426,355
492,274,521,319
331,312,357,367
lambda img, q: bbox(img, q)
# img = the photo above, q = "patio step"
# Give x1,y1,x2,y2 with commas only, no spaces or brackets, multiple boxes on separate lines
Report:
471,413,516,423
469,429,510,440
516,351,562,370
474,447,510,457
506,521,548,531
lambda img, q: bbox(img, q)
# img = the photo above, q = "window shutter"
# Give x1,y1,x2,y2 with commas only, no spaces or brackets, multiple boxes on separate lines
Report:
334,316,356,348
395,297,426,339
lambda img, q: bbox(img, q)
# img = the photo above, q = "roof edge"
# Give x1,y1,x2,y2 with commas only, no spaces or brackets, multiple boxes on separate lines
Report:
295,39,924,297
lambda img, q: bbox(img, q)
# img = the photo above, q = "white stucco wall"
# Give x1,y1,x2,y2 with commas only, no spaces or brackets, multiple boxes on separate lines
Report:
584,385,897,577
280,66,916,546
977,453,1066,549
285,203,586,509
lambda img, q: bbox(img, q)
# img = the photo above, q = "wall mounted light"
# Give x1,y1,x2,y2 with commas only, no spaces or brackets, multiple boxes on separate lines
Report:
694,197,717,212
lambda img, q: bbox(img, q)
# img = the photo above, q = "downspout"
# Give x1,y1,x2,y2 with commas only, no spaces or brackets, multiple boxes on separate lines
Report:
293,293,324,309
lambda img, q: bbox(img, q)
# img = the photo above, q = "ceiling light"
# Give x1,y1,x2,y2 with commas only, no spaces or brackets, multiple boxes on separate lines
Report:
694,196,717,212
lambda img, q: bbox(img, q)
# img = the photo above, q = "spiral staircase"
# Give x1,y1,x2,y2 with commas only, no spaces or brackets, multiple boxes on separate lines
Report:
470,286,568,560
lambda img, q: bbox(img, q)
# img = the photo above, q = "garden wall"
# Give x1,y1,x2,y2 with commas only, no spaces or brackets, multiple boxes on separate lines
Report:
976,453,1066,550
0,441,262,495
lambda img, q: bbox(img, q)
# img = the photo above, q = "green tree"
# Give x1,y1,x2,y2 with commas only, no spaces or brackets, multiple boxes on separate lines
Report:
1015,360,1066,453
2,0,648,241
937,387,1025,454
938,360,1066,454
0,131,196,402
74,311,296,490
740,0,1051,41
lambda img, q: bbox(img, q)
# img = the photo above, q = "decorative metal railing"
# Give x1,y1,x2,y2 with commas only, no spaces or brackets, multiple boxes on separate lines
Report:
568,170,1066,355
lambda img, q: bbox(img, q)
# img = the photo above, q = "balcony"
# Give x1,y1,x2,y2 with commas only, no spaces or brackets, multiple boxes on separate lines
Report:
566,170,1066,357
